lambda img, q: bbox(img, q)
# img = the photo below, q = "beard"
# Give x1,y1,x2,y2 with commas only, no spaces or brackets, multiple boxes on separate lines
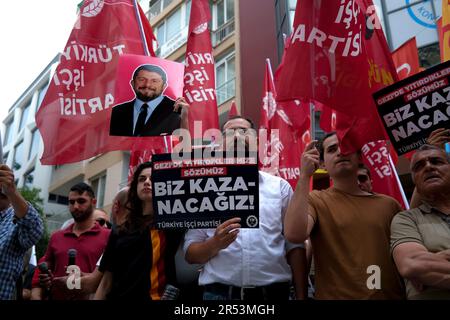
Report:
135,88,162,102
71,206,94,222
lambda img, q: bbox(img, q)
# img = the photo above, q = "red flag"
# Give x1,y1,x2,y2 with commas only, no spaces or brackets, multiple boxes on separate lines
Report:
228,100,239,118
138,3,157,57
259,59,310,188
391,37,420,80
319,105,337,133
183,0,219,139
127,137,170,181
36,0,157,164
361,141,409,209
273,39,311,135
275,0,397,154
437,17,444,62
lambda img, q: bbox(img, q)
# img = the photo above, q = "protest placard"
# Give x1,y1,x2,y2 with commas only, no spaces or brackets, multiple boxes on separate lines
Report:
374,60,450,155
151,152,259,229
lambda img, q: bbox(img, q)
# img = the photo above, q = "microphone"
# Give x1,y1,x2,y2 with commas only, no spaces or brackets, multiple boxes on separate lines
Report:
38,262,52,300
160,284,180,300
67,249,77,266
38,262,49,274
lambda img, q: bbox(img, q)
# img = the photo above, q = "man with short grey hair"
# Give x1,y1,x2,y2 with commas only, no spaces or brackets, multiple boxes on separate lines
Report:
391,144,450,299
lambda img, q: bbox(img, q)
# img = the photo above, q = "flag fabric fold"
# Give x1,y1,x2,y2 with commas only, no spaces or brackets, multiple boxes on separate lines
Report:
275,0,398,154
183,0,219,139
391,37,420,80
36,0,158,164
259,59,310,188
228,100,239,118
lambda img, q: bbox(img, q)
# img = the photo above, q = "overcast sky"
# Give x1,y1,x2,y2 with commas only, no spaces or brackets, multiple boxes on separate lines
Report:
0,0,80,123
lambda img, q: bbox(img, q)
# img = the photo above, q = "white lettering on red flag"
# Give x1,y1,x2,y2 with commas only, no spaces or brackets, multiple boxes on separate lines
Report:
184,0,219,139
36,0,157,164
275,0,398,154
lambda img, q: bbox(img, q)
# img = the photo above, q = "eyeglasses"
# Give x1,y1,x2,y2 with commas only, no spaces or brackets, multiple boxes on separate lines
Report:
96,218,112,229
357,174,369,183
69,198,88,205
222,127,254,135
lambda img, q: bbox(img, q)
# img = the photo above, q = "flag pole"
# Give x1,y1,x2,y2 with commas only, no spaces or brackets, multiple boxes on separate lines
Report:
310,102,315,141
133,0,150,56
388,154,410,209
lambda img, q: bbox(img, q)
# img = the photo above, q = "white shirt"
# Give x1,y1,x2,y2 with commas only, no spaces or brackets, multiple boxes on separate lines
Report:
132,96,164,134
183,171,303,287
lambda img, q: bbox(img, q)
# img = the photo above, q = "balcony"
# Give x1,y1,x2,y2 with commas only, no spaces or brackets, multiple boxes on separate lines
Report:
155,25,189,58
149,0,174,20
212,18,235,47
216,77,235,106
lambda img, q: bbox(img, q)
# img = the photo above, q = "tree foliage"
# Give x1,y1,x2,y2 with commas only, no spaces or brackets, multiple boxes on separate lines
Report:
18,187,49,259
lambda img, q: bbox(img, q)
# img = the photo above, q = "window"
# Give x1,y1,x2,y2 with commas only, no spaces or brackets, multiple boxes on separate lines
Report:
3,121,13,146
215,0,234,28
28,130,40,160
149,0,174,19
19,102,31,132
212,0,235,46
215,52,235,105
90,173,106,208
13,141,24,170
36,82,49,111
24,168,35,189
154,2,191,57
384,0,440,49
48,193,69,205
156,7,181,46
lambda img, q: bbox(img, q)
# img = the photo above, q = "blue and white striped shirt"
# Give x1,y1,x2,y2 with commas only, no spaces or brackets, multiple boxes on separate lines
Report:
0,204,43,300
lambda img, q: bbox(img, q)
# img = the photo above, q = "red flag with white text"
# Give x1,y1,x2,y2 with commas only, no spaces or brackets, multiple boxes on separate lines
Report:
259,59,310,187
128,137,171,181
391,37,420,80
361,141,409,209
275,0,397,154
183,0,219,139
36,0,157,164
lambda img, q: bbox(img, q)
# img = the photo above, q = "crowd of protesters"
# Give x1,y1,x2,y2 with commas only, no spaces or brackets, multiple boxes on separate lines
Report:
0,118,449,300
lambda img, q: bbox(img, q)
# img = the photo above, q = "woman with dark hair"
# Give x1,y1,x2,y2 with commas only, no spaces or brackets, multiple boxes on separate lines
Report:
94,161,182,300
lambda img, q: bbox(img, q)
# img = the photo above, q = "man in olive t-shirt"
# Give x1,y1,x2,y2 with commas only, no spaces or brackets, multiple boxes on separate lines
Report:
391,144,450,299
285,133,405,299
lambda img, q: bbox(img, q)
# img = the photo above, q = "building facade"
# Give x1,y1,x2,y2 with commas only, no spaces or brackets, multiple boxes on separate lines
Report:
1,55,68,231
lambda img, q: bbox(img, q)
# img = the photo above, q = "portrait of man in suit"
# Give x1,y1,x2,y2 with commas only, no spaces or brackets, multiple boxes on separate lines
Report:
109,64,189,137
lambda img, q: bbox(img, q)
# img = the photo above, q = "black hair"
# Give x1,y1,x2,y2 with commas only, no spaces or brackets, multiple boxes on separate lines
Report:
357,163,371,179
70,182,95,198
132,64,167,83
122,161,153,233
317,132,337,161
222,116,256,131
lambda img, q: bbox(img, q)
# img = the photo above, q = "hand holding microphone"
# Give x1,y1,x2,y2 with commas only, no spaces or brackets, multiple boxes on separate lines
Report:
38,262,53,291
67,248,77,267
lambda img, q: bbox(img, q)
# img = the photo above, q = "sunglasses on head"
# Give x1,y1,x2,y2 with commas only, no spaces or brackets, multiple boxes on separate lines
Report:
357,174,369,183
96,218,112,229
69,198,88,205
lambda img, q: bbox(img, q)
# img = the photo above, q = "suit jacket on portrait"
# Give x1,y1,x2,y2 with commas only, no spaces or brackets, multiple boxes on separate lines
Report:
109,96,181,136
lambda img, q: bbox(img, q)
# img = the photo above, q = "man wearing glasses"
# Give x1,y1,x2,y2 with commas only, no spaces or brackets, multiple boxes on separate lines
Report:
357,164,373,194
31,183,110,300
93,209,112,229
